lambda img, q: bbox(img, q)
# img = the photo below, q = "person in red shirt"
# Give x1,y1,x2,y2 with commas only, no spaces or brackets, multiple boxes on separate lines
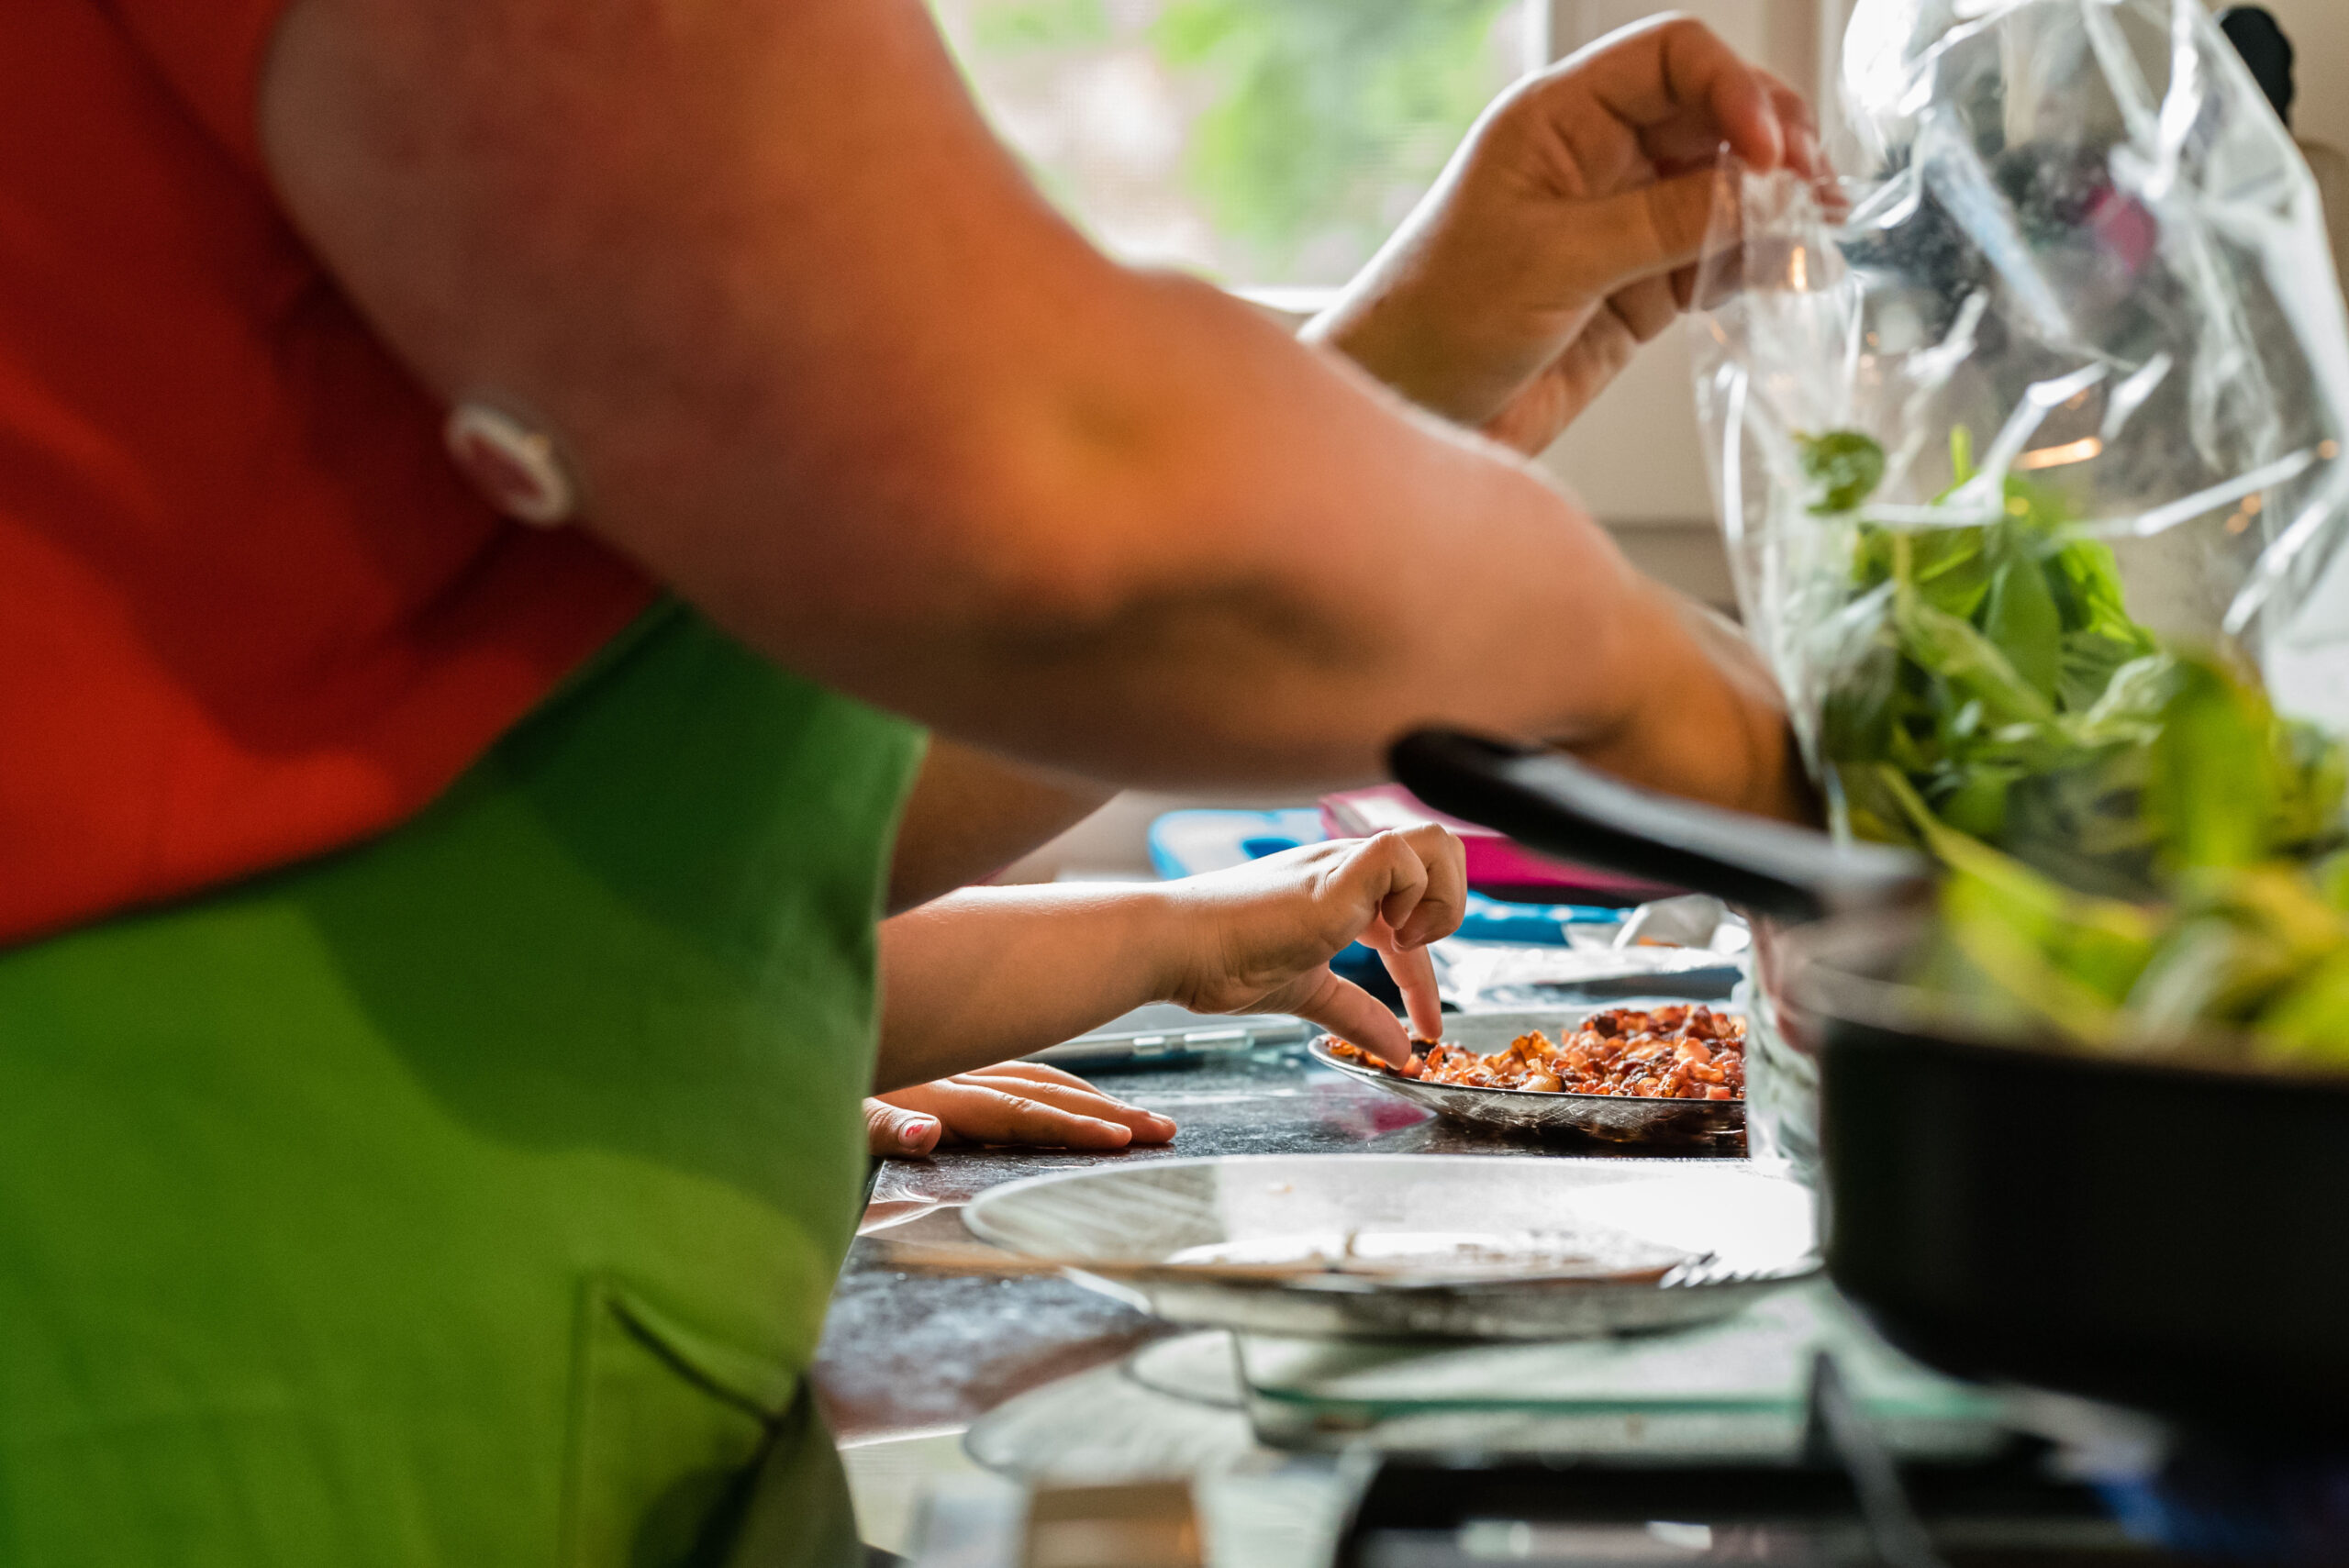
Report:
0,0,1818,1560
0,2,1812,948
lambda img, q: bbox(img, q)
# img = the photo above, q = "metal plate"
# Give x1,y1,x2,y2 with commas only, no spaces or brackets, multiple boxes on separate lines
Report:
963,1154,1819,1340
1306,1008,1745,1144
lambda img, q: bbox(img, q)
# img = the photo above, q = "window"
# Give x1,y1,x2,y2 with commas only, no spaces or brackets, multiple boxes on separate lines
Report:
932,0,1531,289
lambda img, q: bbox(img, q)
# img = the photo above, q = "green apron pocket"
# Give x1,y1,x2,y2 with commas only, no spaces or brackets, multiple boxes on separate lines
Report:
561,1276,805,1568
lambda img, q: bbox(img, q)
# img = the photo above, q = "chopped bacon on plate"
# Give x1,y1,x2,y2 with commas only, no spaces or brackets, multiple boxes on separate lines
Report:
1326,1005,1744,1101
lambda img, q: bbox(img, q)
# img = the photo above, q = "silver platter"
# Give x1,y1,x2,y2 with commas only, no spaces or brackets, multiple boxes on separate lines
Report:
963,1153,1818,1340
1308,1007,1745,1144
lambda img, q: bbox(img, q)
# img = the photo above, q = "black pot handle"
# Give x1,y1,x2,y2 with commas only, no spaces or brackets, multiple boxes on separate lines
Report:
1388,730,1932,922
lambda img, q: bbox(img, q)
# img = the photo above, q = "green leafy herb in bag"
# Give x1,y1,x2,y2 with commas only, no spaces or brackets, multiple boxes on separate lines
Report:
1799,428,2349,1062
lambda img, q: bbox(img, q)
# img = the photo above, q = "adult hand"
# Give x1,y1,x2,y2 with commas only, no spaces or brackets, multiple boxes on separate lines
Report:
1159,828,1467,1068
864,1061,1177,1156
1307,17,1821,454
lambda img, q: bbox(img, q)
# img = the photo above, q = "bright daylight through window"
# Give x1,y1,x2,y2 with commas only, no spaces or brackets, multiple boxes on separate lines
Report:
932,0,1531,288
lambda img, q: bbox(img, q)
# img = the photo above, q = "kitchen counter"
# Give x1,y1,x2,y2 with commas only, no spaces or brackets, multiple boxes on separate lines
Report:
812,1042,2288,1568
812,1040,1742,1442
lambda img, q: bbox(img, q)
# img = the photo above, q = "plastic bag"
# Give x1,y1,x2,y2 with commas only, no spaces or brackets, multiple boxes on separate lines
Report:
1692,0,2349,895
1687,0,2349,1061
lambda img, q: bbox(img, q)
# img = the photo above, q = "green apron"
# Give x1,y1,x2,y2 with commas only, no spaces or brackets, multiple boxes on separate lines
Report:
0,602,923,1566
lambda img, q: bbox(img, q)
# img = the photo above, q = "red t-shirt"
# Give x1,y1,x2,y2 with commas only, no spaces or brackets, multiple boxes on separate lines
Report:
0,3,655,945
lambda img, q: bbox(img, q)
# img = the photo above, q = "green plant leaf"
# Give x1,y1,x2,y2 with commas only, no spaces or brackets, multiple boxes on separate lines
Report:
1893,594,2055,728
1798,430,1887,514
2254,951,2349,1063
2144,659,2277,873
1801,425,2349,1063
1981,553,2063,701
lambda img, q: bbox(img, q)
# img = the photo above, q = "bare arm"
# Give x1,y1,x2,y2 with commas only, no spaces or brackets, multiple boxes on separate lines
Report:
874,830,1464,1091
886,740,1116,915
874,886,1178,1093
258,0,1803,810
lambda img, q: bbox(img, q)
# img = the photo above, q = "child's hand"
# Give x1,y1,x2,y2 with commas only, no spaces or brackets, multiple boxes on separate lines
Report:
864,1062,1177,1157
1158,827,1466,1067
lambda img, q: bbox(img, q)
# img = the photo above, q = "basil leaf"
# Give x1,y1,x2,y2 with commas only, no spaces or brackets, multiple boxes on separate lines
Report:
2145,661,2276,873
1798,429,1887,514
1982,553,2063,701
1799,424,2349,1062
1894,595,2054,728
2255,951,2349,1063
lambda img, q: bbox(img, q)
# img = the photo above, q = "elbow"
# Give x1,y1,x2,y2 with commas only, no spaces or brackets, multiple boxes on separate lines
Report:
880,270,1261,638
584,270,1257,658
816,390,1185,646
577,373,1170,658
937,474,1148,641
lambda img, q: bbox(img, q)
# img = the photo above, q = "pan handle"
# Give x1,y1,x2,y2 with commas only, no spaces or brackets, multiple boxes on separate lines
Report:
1388,730,1931,922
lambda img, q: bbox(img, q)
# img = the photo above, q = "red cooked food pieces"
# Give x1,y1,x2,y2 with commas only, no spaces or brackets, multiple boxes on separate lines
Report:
1327,1005,1744,1101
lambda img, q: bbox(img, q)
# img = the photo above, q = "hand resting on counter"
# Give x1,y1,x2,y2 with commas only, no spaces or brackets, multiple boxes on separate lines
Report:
863,1061,1176,1157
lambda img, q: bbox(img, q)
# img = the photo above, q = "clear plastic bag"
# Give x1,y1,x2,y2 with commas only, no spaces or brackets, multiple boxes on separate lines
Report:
1692,0,2349,886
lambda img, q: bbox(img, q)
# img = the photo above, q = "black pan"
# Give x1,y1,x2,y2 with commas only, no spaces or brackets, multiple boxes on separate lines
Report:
1391,729,2349,1439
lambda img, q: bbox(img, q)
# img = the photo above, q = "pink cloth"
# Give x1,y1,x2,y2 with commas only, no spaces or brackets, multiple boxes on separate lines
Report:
1320,784,1674,902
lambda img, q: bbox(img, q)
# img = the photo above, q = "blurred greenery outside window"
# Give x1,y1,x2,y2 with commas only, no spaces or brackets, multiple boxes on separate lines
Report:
931,0,1530,289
